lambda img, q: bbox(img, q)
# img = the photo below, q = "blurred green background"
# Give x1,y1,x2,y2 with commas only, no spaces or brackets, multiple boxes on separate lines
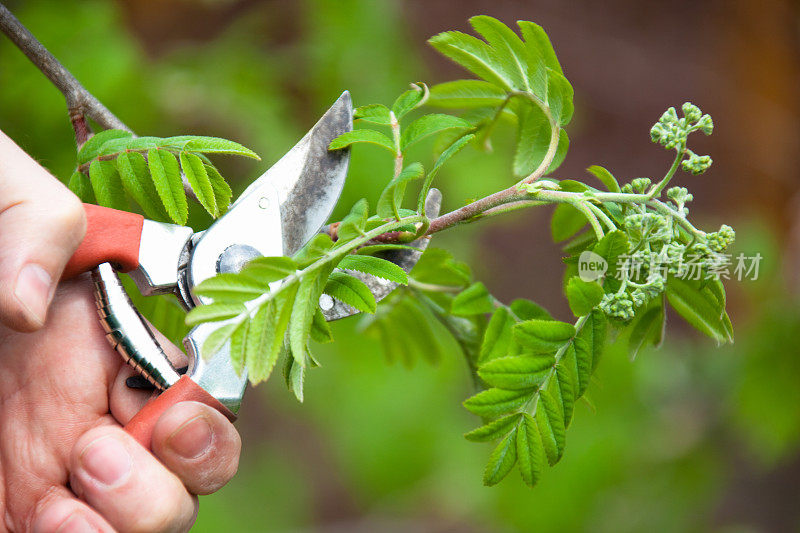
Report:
2,0,800,531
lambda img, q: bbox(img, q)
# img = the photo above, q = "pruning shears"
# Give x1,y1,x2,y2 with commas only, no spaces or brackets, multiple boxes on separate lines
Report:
61,92,440,448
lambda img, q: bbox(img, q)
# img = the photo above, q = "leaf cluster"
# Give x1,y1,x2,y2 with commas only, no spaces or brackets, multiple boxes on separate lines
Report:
186,199,419,400
68,129,259,224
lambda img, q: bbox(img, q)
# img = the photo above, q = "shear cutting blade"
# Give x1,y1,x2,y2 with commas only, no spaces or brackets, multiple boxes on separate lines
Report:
187,92,352,295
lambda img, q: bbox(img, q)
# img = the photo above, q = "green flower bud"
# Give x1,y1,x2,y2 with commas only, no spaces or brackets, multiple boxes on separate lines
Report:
660,107,678,124
631,289,647,307
682,102,702,123
706,224,735,252
681,152,713,175
599,292,635,322
631,177,652,193
666,186,693,205
697,114,713,135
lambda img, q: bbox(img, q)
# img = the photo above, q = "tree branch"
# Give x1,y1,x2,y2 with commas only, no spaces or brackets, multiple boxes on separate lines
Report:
0,4,199,200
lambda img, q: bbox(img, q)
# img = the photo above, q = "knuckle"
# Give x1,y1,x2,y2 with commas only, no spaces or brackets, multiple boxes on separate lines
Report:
49,195,87,242
126,491,196,533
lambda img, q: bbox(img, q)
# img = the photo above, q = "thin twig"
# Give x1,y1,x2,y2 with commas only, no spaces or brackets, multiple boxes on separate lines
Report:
0,4,198,200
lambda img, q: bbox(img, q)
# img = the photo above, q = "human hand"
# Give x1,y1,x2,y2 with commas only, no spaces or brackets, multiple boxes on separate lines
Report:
0,130,87,332
0,276,241,532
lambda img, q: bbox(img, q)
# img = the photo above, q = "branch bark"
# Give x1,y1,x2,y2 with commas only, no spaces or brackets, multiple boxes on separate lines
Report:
0,4,199,200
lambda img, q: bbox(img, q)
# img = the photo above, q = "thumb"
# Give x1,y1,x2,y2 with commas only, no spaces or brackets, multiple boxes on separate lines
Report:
0,131,87,331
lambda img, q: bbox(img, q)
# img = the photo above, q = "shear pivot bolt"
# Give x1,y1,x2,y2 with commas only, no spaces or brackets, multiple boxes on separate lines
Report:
217,244,262,274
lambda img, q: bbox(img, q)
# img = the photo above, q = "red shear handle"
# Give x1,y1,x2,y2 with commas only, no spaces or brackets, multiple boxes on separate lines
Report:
62,204,144,279
125,376,237,448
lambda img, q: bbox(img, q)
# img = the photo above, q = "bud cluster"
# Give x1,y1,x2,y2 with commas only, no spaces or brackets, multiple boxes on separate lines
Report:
650,102,714,175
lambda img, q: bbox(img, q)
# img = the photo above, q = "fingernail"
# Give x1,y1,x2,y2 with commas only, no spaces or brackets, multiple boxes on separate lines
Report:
14,263,52,326
168,415,213,459
55,514,94,533
79,435,131,487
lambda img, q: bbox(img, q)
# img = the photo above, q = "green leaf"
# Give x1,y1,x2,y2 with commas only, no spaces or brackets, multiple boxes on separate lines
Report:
147,148,187,225
516,413,545,487
310,307,333,344
552,349,577,427
513,319,575,353
470,15,530,92
587,165,621,193
369,294,453,366
392,83,427,119
97,136,162,156
478,355,554,390
465,413,521,442
509,299,552,321
78,129,132,164
171,136,259,159
67,171,95,203
666,276,732,343
463,387,531,418
229,320,248,375
205,164,233,215
411,248,472,287
88,159,127,210
248,286,296,385
627,303,665,360
180,152,217,217
284,352,306,402
546,69,574,126
192,273,267,303
428,79,508,108
535,390,566,465
354,104,393,125
566,278,604,317
513,104,560,178
479,307,516,363
593,230,630,285
201,323,237,359
400,114,469,151
324,272,376,314
185,303,245,326
293,234,334,268
337,198,369,241
329,129,396,153
356,244,421,255
574,310,606,394
429,30,514,90
116,152,167,221
451,282,494,316
518,21,563,75
376,162,425,219
419,134,474,213
246,303,275,383
551,203,586,242
242,256,297,283
339,255,408,285
483,429,518,486
289,271,327,365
